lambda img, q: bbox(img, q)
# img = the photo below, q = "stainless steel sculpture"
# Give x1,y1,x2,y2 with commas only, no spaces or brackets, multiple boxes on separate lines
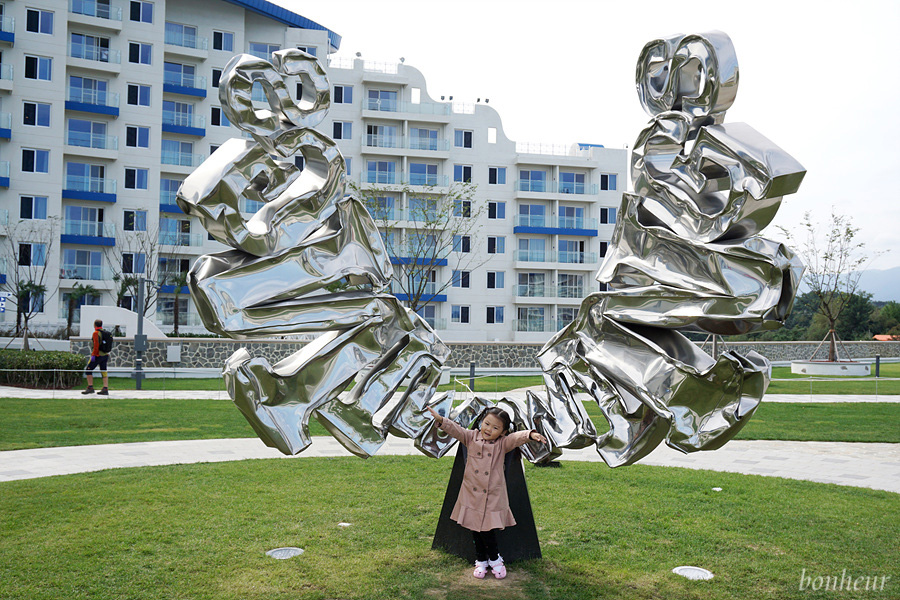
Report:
179,33,805,467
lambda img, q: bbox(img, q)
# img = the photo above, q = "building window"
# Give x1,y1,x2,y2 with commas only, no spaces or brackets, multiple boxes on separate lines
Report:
488,201,505,220
130,1,153,23
519,170,546,192
210,107,229,127
559,239,586,263
488,167,506,185
213,31,233,52
71,33,110,62
365,160,396,184
26,10,55,37
560,172,586,194
454,129,473,148
69,76,109,106
417,305,436,328
366,89,397,111
600,241,609,257
296,45,317,57
22,148,50,173
126,125,150,148
248,42,279,59
452,235,471,253
160,178,182,204
487,271,504,289
165,22,198,48
125,167,149,190
345,157,351,176
24,55,52,80
453,200,471,217
517,307,545,332
558,307,578,329
408,162,437,186
518,204,546,227
211,68,221,88
122,252,147,274
518,238,546,261
333,121,352,140
487,236,505,254
600,207,617,224
451,305,470,324
26,9,53,34
295,155,305,171
600,173,618,191
486,306,504,324
334,84,353,104
451,270,470,288
409,127,438,150
127,84,151,106
453,164,472,183
124,209,148,231
67,119,109,149
23,102,51,127
20,196,48,220
128,42,152,65
18,243,47,267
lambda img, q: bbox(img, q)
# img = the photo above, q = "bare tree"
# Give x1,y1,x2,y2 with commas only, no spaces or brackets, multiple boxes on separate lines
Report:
779,210,886,361
105,225,162,317
0,218,59,350
349,182,488,313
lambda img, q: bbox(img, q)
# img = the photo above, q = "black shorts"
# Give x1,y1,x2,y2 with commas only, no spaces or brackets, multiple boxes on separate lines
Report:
85,355,109,373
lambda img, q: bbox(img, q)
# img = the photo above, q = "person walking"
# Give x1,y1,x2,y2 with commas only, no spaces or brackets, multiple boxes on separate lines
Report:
82,319,111,395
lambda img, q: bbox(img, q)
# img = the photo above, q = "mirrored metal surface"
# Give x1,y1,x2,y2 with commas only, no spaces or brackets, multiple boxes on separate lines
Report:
182,35,804,467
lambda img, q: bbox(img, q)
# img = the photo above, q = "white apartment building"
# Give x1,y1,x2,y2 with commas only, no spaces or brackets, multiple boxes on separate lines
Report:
0,0,626,343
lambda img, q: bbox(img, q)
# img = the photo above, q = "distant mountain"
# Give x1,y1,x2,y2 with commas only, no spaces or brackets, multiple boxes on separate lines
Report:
857,267,900,302
797,266,900,302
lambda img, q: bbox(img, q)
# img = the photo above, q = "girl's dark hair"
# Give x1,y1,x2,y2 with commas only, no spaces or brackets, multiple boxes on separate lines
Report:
483,407,512,433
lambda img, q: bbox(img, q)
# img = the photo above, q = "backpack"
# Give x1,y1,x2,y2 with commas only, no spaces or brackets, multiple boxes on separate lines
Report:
98,329,114,353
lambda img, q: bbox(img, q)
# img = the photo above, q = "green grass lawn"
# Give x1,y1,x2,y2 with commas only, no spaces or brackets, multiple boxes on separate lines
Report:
0,457,896,600
2,397,898,451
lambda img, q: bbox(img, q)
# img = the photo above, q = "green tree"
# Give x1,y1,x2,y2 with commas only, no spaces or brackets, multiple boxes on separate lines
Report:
65,282,100,338
835,292,875,341
872,301,900,336
779,210,885,360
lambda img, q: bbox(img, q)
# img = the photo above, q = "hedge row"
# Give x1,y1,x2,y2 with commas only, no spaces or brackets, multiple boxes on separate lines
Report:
0,350,86,389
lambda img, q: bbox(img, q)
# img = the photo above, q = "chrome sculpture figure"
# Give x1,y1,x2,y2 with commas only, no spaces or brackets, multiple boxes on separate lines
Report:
178,32,805,467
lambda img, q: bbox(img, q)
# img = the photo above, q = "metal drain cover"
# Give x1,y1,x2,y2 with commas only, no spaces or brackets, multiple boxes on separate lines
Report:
266,547,304,560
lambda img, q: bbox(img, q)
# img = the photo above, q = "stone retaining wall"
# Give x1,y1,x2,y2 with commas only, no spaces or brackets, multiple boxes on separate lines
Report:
73,338,900,370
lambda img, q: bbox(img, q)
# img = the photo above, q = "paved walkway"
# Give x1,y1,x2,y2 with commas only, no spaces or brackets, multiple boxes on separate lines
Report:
2,387,897,494
1,436,897,494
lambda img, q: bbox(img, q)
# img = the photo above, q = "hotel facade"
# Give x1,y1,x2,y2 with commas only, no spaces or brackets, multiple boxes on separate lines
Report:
0,0,626,343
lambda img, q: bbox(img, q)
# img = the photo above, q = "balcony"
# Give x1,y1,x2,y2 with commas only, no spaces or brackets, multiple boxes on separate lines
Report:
66,87,119,117
70,0,123,21
66,130,118,151
513,318,557,333
513,214,598,237
61,220,115,246
159,190,183,213
407,136,449,151
514,249,598,265
163,72,207,98
0,112,10,139
557,285,585,299
516,179,548,193
63,176,117,202
389,281,447,303
0,161,8,187
364,98,398,112
361,171,399,185
404,174,449,188
67,43,121,74
162,111,206,136
0,15,14,45
158,231,203,247
59,263,111,281
0,63,13,92
559,251,596,264
161,151,206,168
515,284,553,298
364,134,400,149
557,182,598,195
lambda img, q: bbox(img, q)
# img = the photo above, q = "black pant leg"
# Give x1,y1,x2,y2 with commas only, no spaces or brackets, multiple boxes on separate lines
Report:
472,531,488,562
483,529,500,561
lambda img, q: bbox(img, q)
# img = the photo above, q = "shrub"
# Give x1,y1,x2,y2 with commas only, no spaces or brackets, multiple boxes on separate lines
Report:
0,350,86,389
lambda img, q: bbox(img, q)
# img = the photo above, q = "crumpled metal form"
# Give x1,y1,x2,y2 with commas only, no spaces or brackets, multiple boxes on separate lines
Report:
534,31,806,466
181,35,805,468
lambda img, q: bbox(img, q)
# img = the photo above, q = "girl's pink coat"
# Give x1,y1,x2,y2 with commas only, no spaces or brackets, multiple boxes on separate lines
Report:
438,418,534,532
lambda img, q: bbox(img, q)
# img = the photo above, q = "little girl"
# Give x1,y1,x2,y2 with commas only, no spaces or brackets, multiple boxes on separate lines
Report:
426,405,548,579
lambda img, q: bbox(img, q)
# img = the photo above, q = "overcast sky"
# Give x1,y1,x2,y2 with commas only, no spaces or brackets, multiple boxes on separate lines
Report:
281,0,900,269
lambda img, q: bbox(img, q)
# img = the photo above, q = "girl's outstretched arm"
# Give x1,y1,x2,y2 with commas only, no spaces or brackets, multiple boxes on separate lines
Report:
503,429,548,452
425,405,473,446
